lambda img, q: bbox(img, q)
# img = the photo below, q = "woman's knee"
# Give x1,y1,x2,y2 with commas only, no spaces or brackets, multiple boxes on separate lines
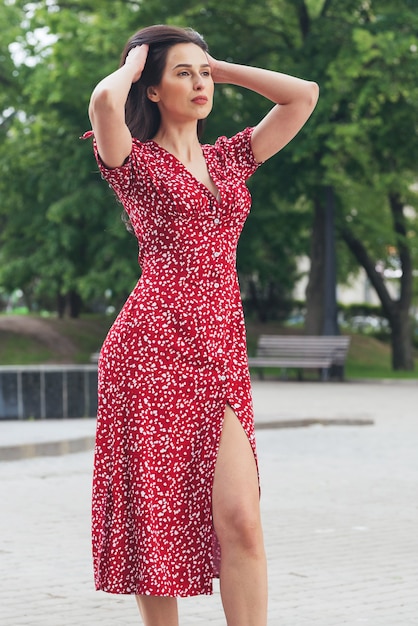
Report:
215,502,263,553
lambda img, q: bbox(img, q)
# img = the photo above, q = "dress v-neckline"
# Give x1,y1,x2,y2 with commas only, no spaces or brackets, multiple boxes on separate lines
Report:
148,140,221,204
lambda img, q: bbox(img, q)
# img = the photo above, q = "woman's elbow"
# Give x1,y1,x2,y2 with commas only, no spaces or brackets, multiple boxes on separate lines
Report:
308,81,320,109
89,87,115,120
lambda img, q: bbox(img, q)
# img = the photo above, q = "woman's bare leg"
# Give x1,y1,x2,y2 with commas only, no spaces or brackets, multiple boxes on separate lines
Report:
212,404,268,626
135,595,179,626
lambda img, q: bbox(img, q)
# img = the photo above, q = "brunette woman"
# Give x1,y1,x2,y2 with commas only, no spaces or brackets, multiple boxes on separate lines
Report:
87,24,318,626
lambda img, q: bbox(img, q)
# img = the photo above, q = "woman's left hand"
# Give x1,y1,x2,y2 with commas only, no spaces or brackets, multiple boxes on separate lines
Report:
206,53,223,83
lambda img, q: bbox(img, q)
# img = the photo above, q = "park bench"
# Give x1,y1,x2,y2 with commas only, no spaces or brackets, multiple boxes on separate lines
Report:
248,335,351,381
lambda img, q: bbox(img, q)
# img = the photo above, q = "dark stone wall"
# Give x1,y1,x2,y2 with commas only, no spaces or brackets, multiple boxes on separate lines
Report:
0,366,98,420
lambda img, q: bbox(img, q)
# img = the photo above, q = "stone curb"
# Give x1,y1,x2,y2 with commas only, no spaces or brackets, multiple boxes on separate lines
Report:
255,417,375,429
0,435,96,462
0,418,374,462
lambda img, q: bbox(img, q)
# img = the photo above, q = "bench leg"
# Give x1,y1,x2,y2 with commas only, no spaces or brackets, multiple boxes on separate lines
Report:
280,368,289,381
331,364,344,381
320,368,330,381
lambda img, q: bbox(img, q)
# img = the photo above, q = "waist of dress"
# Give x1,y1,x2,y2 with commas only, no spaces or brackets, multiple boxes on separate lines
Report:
140,256,236,289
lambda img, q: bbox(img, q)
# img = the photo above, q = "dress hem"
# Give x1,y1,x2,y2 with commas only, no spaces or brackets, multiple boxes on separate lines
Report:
95,585,216,598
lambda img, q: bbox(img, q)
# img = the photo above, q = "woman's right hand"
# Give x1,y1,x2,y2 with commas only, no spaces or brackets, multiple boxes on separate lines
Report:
89,45,149,168
206,53,223,84
125,44,149,83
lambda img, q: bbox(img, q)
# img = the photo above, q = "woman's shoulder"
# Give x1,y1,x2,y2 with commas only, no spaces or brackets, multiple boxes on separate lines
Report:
204,127,261,178
204,127,251,150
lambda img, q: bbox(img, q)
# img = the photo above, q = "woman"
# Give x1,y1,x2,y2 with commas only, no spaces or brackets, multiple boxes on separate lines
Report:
87,24,318,626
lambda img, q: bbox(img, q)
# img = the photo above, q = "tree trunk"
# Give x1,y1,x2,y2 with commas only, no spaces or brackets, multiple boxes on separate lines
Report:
68,290,82,319
305,198,326,334
388,193,414,370
391,310,414,370
247,276,267,323
57,293,66,319
322,186,339,336
341,193,414,371
22,289,34,312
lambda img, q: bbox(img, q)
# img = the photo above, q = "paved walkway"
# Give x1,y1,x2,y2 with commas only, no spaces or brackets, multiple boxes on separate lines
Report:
0,380,417,625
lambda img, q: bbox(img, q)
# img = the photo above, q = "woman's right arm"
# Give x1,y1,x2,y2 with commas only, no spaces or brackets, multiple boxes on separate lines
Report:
88,45,149,168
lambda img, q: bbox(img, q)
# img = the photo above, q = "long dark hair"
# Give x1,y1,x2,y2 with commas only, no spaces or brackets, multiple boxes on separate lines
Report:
120,25,209,141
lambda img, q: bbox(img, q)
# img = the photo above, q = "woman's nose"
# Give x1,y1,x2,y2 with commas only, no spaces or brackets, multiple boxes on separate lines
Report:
194,76,204,89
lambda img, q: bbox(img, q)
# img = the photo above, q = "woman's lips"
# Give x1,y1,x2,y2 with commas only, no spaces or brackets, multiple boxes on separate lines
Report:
192,96,208,104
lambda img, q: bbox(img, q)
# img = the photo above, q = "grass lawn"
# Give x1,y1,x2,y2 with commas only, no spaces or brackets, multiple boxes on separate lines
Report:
345,334,418,379
45,315,114,363
0,314,113,365
0,330,53,365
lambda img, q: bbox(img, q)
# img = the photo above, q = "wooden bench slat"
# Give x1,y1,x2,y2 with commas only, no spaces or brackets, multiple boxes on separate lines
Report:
248,359,332,367
248,335,351,381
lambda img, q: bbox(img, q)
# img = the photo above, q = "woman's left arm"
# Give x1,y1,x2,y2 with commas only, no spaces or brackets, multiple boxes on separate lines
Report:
208,57,319,163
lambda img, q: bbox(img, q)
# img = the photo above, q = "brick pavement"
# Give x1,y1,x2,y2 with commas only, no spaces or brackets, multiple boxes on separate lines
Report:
0,381,417,625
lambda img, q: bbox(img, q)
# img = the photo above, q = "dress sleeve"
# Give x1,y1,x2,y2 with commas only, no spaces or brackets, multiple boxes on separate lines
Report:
213,127,261,181
91,137,143,203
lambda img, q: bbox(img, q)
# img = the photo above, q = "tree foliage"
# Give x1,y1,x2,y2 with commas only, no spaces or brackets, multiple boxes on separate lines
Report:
304,0,418,368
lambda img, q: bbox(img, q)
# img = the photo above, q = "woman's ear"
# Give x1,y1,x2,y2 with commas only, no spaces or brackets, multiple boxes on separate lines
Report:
147,86,160,102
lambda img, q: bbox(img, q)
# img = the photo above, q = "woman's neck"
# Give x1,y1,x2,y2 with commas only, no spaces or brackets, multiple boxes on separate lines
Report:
152,123,201,163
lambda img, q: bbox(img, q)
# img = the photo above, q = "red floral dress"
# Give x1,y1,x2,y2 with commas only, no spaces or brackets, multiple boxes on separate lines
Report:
89,127,261,597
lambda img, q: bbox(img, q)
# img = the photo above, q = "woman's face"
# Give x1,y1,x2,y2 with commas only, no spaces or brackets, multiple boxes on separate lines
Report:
148,43,214,124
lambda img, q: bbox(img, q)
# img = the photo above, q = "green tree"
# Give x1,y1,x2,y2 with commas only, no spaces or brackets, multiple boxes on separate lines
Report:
304,0,418,369
0,1,142,316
